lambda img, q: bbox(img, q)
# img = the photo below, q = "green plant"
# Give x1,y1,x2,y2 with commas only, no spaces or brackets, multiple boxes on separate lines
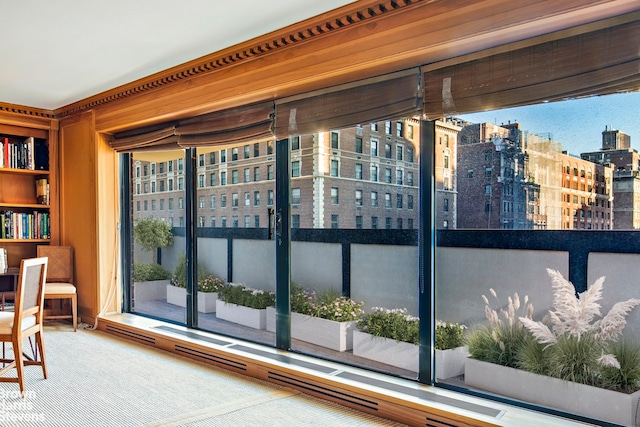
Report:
435,320,466,350
600,341,640,393
518,269,640,391
358,308,419,344
133,217,173,263
466,290,534,368
198,275,224,293
171,254,209,289
291,285,364,321
357,308,465,349
133,262,171,282
218,283,275,309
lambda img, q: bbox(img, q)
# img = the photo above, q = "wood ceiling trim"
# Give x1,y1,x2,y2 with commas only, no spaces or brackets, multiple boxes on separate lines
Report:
54,0,422,119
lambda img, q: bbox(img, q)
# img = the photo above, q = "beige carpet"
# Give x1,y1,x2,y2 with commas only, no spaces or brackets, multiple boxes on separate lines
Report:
0,324,407,427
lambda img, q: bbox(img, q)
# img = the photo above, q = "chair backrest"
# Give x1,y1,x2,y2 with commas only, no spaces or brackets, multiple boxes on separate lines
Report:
37,246,73,283
15,257,48,326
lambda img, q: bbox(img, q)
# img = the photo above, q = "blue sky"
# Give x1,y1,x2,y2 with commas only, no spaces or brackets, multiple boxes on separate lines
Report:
459,92,639,156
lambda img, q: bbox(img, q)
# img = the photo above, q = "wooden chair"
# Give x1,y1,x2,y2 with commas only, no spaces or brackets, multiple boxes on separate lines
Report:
37,246,77,331
0,257,48,395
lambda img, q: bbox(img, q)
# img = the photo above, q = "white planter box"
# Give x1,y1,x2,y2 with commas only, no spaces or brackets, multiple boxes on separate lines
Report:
465,358,640,426
266,307,356,351
134,279,170,303
352,331,467,378
166,285,218,313
216,300,267,330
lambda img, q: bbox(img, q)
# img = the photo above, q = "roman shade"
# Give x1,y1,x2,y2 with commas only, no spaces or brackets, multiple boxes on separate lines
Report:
109,101,274,152
274,68,422,139
423,19,640,119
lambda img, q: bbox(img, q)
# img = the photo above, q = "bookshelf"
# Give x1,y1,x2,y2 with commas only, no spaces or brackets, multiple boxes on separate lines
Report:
0,117,56,268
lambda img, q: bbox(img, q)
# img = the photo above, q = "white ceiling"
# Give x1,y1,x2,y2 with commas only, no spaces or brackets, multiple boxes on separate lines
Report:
0,0,355,110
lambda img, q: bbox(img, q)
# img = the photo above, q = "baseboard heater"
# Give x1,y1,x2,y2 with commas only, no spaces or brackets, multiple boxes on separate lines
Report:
100,319,501,427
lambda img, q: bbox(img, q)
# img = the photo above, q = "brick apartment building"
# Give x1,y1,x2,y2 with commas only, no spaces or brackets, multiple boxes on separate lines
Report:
457,122,614,230
132,118,461,230
581,127,640,229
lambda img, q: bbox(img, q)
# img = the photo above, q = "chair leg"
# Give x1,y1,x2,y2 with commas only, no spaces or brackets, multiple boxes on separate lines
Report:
13,337,24,396
35,331,47,379
71,295,77,331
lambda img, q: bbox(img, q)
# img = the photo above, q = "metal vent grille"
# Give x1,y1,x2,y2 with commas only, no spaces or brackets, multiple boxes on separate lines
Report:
174,344,247,372
105,324,156,345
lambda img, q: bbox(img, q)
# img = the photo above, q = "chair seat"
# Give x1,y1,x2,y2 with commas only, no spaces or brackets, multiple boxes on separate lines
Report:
0,312,37,334
45,282,76,295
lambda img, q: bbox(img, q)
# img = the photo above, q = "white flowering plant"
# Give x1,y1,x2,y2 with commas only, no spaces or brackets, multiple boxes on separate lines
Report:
357,307,466,349
291,284,364,322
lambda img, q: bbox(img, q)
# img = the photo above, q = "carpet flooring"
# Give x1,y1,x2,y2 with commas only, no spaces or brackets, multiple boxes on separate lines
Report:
0,324,407,427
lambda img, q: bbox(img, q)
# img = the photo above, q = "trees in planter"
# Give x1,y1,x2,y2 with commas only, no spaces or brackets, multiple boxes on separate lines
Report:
133,217,173,264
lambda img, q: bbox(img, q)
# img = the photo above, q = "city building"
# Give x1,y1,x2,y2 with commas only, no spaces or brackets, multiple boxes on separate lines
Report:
581,127,640,229
133,119,461,231
457,122,614,230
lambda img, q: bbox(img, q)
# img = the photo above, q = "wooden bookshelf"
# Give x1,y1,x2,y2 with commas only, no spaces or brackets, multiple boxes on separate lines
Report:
0,115,57,268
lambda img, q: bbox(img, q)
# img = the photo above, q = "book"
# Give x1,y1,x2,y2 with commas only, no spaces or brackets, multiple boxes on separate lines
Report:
0,248,7,273
36,178,49,204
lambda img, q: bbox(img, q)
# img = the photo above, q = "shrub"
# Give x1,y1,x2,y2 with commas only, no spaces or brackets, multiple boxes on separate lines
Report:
291,285,364,321
133,262,171,282
198,275,224,293
218,283,275,309
171,254,209,288
435,320,466,350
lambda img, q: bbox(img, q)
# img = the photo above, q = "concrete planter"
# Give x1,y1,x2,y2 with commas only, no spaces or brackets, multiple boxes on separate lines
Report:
465,358,640,426
352,331,467,378
216,300,267,330
133,279,171,303
166,285,218,313
266,307,356,351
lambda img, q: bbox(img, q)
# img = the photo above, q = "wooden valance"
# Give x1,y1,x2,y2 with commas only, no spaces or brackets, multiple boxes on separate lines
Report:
274,68,422,139
423,20,640,119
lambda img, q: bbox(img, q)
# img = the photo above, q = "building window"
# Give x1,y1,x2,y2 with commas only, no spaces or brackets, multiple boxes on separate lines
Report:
168,198,174,210
136,201,141,211
179,217,184,227
407,146,414,162
254,191,260,207
371,122,378,132
331,131,339,149
178,198,184,209
267,190,274,206
168,160,173,172
232,170,239,184
210,217,216,227
396,122,403,137
244,192,250,207
396,145,403,161
267,165,274,180
221,194,227,208
232,193,238,207
232,216,238,228
371,139,378,157
178,178,184,190
136,184,140,195
371,191,378,207
292,161,300,177
407,218,414,229
291,136,300,150
355,190,363,207
199,196,205,208
331,187,339,205
168,179,173,191
254,167,260,182
385,143,392,159
407,171,414,186
159,199,164,210
244,145,250,159
444,198,449,212
231,147,238,161
396,169,403,185
397,194,403,209
371,165,378,182
221,149,227,163
371,216,378,229
209,173,216,186
209,152,216,165
329,159,338,177
355,163,362,180
292,188,301,205
467,169,474,179
244,168,250,183
198,175,205,188
151,182,156,193
199,216,205,227
355,215,363,229
385,121,391,134
331,214,339,229
244,215,251,228
485,184,492,195
485,201,491,213
254,215,260,228
484,167,492,178
220,171,227,186
385,168,392,184
221,216,227,228
385,193,391,209
444,155,449,169
253,143,260,157
267,141,273,155
407,194,414,210
198,154,205,167
484,151,492,162
355,137,363,154
292,214,300,228
210,195,216,209
385,217,392,229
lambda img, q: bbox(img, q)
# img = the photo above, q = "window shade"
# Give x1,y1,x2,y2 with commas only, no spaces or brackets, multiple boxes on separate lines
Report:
177,101,274,147
275,68,422,139
109,101,274,152
423,20,640,119
110,126,179,153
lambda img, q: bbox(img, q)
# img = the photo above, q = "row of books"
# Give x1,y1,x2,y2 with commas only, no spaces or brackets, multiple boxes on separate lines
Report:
0,211,50,240
0,137,49,170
